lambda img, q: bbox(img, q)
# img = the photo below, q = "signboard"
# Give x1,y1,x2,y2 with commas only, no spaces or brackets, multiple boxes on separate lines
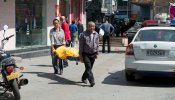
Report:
101,8,108,13
169,3,175,19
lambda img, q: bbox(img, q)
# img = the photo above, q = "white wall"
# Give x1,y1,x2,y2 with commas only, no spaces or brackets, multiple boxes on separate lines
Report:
0,0,15,50
46,0,58,46
0,0,86,50
82,0,86,30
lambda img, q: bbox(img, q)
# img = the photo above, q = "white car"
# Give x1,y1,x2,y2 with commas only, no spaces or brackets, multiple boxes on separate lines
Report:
125,26,175,81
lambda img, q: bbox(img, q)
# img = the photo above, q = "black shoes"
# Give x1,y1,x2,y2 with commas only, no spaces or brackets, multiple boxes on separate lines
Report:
54,70,63,75
90,82,95,87
82,79,95,87
60,70,63,75
102,50,111,53
54,70,58,74
64,64,68,68
82,79,87,84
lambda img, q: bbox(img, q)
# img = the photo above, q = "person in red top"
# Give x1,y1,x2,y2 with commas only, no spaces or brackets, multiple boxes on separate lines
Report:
60,16,70,67
60,16,71,46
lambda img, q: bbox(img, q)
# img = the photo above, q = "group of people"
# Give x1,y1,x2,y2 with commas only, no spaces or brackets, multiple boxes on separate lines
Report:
112,19,136,37
49,16,99,87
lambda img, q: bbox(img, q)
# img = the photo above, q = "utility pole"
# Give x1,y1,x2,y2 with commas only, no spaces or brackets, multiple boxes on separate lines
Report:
127,0,128,19
153,0,156,19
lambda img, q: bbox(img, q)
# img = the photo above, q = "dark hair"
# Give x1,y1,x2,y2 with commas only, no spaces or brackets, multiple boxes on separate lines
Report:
72,20,75,24
53,18,60,24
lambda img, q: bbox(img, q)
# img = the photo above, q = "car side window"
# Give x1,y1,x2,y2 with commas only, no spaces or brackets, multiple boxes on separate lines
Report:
170,34,175,42
134,30,149,41
134,30,175,42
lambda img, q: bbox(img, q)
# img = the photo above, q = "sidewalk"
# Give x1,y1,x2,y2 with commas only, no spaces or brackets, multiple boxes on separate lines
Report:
98,37,127,53
98,46,126,53
9,37,127,59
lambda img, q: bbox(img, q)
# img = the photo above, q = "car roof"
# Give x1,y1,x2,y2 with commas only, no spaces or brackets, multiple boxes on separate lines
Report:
140,26,175,31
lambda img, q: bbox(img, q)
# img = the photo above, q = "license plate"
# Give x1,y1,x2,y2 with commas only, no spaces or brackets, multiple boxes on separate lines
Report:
146,50,165,56
6,72,19,81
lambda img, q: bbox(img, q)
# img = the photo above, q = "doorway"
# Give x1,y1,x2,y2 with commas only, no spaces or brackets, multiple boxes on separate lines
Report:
15,0,47,47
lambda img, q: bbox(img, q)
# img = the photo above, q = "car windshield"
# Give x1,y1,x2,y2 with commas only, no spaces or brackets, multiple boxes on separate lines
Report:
134,29,175,42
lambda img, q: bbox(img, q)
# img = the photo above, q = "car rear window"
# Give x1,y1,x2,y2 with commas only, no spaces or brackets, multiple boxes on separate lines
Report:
134,29,175,42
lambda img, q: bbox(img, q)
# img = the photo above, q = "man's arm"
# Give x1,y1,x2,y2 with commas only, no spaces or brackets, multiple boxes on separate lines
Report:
79,32,84,59
96,34,100,55
110,24,115,34
49,30,55,50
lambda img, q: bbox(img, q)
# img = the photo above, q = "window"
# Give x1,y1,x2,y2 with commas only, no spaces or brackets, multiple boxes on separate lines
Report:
135,29,175,42
15,0,47,47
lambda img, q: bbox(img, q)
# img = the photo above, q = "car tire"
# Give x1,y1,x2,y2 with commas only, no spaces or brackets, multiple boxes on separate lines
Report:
125,70,135,81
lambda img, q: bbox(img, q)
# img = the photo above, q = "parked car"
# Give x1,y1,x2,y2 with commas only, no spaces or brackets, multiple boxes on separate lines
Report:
125,26,175,81
126,22,142,44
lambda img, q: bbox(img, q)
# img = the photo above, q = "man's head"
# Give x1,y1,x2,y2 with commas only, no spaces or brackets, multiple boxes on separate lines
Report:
60,16,66,22
87,21,95,32
105,20,108,23
78,20,82,24
72,20,75,24
53,19,60,29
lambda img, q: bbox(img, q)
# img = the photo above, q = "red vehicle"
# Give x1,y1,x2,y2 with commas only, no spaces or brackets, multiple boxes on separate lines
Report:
142,20,158,27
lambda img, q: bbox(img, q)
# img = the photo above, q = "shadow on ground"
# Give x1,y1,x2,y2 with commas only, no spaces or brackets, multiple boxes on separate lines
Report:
102,69,175,88
22,71,90,87
0,91,14,100
99,50,125,54
29,64,52,67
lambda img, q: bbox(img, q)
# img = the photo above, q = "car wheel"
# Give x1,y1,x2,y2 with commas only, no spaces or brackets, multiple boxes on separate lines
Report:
125,70,135,81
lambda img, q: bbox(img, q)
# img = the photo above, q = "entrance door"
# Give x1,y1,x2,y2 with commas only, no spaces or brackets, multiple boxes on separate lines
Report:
15,0,46,47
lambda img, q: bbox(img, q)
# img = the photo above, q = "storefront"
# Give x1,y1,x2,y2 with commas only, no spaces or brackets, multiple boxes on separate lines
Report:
0,0,85,50
59,0,84,23
15,0,47,47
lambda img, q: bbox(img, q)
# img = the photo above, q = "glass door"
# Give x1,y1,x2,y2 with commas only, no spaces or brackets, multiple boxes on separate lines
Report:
15,0,47,47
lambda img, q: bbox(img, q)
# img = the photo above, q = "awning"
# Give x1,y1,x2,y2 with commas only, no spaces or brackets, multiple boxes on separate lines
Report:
131,0,152,6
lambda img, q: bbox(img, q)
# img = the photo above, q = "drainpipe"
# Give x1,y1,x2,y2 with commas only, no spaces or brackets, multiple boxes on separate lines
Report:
55,0,60,19
69,0,72,24
153,0,156,19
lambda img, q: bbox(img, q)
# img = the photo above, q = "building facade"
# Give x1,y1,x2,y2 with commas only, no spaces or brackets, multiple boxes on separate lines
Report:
102,0,117,22
0,0,85,50
114,0,130,20
131,0,175,21
85,0,102,22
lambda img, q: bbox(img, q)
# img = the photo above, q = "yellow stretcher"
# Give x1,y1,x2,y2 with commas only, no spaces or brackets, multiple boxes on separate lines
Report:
52,45,80,63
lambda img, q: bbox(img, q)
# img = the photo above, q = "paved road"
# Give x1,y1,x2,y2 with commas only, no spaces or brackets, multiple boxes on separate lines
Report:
1,52,175,100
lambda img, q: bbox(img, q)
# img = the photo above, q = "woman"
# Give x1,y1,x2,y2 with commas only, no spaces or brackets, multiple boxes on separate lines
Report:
50,19,65,75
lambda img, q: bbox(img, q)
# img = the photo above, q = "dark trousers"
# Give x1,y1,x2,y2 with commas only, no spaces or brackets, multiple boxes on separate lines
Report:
82,52,96,84
64,40,71,67
50,45,64,73
102,35,110,53
71,33,76,47
66,40,71,47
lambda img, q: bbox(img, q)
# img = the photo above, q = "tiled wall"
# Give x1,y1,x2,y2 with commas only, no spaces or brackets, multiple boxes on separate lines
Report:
0,0,15,50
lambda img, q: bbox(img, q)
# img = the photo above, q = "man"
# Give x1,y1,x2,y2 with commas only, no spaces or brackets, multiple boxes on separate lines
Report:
50,19,65,75
69,20,78,47
77,20,84,40
79,21,99,87
94,20,101,34
60,16,70,67
100,20,114,53
60,16,71,46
